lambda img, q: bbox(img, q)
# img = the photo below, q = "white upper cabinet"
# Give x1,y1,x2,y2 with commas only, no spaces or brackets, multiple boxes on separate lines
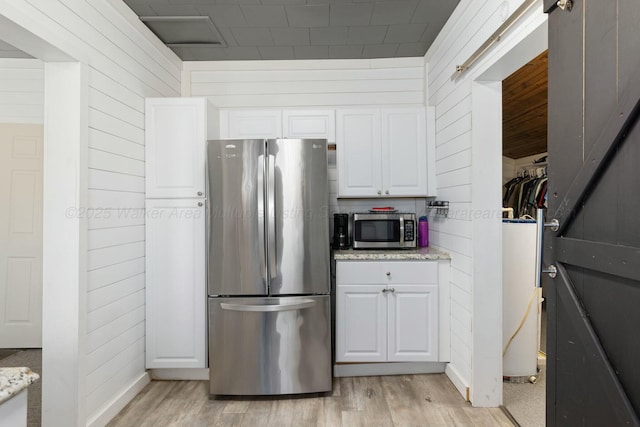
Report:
337,107,429,197
219,109,335,142
382,108,427,196
146,98,214,199
220,109,282,139
336,109,383,197
283,109,335,142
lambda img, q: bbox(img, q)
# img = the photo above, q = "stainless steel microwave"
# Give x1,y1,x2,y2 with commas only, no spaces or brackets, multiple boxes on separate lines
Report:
351,212,417,249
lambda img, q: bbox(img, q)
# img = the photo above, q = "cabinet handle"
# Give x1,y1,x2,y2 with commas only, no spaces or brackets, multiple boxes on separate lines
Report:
377,190,382,195
198,202,203,207
386,272,391,277
389,288,395,293
197,191,203,196
381,289,389,294
385,190,389,195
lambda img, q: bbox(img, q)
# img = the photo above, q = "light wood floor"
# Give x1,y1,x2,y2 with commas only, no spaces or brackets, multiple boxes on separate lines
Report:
107,374,515,426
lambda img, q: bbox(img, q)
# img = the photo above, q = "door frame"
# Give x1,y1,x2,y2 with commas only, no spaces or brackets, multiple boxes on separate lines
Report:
468,17,548,405
0,11,89,426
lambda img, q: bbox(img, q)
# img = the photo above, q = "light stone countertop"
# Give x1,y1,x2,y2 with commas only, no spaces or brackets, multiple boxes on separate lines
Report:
333,246,451,260
0,367,40,405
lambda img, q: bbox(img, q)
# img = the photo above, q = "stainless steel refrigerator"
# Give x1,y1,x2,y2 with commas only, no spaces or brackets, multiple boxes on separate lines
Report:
206,138,331,396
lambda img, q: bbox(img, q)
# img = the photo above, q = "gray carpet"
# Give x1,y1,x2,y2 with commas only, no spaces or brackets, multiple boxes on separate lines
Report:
0,349,42,427
503,301,546,427
504,356,546,427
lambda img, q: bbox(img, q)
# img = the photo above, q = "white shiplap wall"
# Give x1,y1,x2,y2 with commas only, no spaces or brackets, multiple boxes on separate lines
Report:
0,1,181,424
184,58,429,220
183,58,425,107
425,0,547,405
0,58,43,124
503,156,516,183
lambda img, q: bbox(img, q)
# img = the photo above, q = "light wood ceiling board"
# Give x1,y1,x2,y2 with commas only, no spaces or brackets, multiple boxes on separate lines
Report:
502,50,548,159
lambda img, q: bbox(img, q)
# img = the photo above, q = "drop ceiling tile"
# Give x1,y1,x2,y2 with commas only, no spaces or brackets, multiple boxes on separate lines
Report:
310,27,348,45
140,17,224,45
218,27,237,46
232,28,274,46
149,4,200,15
396,42,426,57
225,46,262,60
285,5,330,27
384,23,426,43
420,23,439,44
308,0,353,4
123,0,157,15
347,26,387,45
261,0,306,4
412,0,459,24
329,4,373,26
362,43,398,58
259,46,295,59
170,46,228,61
371,1,418,25
213,0,260,5
195,5,247,28
293,45,329,59
270,28,310,45
167,0,225,3
329,45,364,59
241,5,288,27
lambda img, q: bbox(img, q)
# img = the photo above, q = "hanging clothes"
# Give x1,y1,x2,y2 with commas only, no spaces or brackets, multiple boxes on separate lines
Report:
503,167,547,218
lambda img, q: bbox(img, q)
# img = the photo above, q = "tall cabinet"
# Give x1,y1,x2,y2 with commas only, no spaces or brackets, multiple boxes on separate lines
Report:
145,98,216,369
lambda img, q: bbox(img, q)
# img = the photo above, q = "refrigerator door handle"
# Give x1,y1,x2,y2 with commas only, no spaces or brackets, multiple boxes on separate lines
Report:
267,154,277,279
257,154,266,280
220,299,316,312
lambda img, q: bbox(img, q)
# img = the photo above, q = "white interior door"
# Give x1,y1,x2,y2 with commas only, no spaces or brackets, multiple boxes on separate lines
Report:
0,123,43,348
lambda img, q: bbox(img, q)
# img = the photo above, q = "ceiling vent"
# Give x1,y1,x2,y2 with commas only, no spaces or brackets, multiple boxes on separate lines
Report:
139,16,226,48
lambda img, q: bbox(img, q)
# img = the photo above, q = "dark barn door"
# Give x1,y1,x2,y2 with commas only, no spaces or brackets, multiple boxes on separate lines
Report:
544,0,640,425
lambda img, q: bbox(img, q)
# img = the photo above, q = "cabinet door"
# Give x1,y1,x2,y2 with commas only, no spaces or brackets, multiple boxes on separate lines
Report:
283,110,335,142
387,284,438,362
222,110,282,139
145,98,206,199
382,107,427,196
336,109,382,197
145,199,206,368
336,284,387,362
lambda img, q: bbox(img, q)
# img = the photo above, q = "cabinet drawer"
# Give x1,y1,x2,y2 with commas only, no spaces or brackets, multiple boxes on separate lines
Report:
337,261,437,284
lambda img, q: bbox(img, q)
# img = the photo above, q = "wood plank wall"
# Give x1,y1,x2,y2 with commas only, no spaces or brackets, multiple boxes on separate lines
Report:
425,0,547,403
0,59,43,124
0,1,182,424
185,57,428,221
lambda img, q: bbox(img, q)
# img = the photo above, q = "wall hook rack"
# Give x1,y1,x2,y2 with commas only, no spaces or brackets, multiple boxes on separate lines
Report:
426,201,449,217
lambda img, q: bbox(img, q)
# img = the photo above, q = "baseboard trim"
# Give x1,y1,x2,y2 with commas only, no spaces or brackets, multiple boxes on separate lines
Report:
149,368,209,381
445,364,470,402
87,372,150,427
333,362,446,377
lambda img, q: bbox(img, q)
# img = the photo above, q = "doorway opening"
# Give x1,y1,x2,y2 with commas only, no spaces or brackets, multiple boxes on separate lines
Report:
0,16,85,424
501,50,548,427
0,52,45,427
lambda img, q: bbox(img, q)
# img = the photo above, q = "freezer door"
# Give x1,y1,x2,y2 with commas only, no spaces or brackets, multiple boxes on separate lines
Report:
267,139,330,295
207,139,268,296
209,295,332,395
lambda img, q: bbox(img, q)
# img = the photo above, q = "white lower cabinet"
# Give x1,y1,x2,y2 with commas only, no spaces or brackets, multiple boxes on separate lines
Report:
145,199,207,369
336,261,438,363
